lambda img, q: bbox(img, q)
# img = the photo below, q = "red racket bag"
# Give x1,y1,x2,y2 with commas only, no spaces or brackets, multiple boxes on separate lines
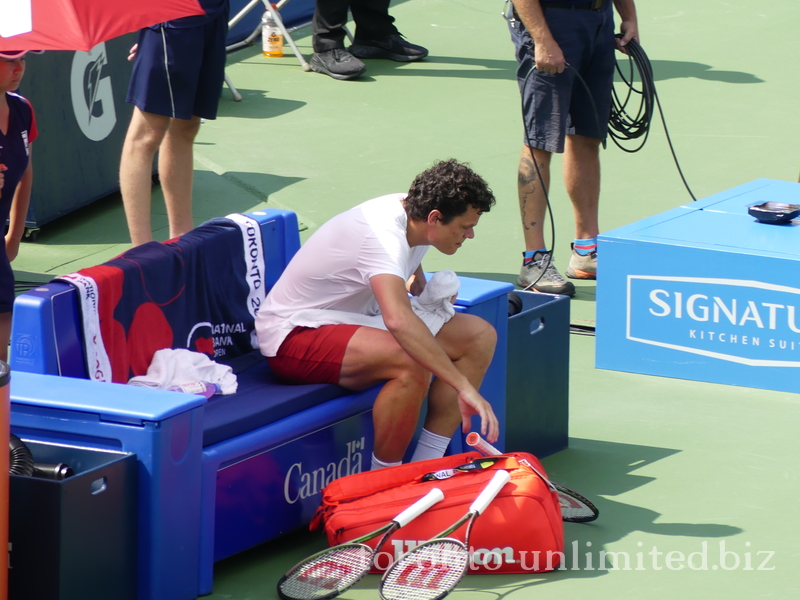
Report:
310,452,564,574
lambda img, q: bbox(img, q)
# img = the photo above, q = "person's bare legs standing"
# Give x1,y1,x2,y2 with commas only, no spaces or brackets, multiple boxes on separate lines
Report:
159,116,201,239
516,144,575,295
120,108,168,247
518,145,551,253
563,133,601,279
120,108,200,246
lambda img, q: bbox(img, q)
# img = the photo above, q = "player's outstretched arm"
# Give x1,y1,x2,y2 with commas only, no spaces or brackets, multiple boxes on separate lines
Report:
371,274,499,442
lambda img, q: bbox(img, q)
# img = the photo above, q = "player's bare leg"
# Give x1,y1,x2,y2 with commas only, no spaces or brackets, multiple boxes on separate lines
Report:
424,313,496,437
339,326,432,463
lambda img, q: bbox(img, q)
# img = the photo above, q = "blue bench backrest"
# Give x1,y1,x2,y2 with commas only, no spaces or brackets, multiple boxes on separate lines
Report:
10,209,301,378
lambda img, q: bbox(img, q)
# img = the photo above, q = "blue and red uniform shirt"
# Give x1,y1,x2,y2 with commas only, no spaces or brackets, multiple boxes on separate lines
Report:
0,92,37,223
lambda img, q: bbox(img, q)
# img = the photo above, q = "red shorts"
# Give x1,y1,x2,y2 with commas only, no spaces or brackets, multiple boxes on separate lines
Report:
266,325,361,385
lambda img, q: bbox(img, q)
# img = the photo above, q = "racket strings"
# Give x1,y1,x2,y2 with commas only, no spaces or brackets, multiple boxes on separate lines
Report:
381,541,469,600
280,545,374,600
555,486,599,523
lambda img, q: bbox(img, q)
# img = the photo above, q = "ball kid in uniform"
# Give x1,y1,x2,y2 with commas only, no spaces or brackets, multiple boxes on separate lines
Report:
0,49,40,361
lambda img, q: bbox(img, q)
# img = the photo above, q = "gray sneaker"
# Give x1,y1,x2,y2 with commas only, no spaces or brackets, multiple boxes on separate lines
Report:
310,48,366,80
518,251,575,296
565,245,597,280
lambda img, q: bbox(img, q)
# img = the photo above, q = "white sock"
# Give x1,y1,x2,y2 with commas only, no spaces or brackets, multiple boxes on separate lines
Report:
371,453,402,471
410,428,451,462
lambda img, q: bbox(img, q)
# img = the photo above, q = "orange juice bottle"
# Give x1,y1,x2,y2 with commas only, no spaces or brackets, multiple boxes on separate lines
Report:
262,9,284,57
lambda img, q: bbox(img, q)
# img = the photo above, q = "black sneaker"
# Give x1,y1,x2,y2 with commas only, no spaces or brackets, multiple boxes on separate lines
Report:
349,34,428,62
310,48,367,80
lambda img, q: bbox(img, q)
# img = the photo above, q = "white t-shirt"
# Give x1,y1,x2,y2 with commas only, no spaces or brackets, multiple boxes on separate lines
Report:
256,194,429,356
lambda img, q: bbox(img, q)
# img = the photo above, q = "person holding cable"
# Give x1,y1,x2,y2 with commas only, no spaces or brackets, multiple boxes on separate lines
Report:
0,49,42,361
508,0,638,295
119,0,229,247
255,159,500,470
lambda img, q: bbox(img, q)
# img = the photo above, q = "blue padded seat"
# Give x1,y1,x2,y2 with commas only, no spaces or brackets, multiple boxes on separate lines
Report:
202,352,349,446
8,209,515,600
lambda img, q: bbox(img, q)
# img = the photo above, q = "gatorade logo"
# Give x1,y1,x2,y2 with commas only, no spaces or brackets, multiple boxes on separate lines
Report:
70,43,117,142
0,1,32,37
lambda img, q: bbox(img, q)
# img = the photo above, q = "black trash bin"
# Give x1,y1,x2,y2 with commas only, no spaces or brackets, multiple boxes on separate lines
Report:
9,439,138,600
506,291,570,458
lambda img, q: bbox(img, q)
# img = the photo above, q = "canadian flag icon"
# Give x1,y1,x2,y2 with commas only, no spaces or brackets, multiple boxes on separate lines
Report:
0,0,33,38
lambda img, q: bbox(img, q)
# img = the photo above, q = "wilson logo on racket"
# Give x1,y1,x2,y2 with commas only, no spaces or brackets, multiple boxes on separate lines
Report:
294,561,353,590
393,560,452,589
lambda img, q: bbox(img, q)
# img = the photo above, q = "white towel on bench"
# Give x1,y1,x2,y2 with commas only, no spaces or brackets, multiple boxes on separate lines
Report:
128,349,238,394
287,270,460,336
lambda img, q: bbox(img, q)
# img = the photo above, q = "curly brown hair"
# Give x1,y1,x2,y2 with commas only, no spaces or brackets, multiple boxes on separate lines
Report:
405,159,495,223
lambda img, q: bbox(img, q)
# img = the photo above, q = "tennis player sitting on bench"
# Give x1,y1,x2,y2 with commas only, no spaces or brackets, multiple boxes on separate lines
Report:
255,159,500,470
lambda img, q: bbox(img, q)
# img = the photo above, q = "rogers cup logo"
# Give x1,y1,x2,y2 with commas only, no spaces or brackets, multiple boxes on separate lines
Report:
628,276,800,367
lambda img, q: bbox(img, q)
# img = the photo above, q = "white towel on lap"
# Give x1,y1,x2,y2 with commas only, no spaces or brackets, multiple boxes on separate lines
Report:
410,270,459,335
286,270,460,336
128,348,238,394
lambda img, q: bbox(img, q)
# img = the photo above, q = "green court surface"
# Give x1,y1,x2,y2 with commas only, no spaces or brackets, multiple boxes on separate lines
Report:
12,1,800,598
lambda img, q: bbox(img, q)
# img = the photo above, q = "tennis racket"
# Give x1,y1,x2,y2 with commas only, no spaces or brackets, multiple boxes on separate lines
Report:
466,432,599,523
278,488,445,600
379,469,511,600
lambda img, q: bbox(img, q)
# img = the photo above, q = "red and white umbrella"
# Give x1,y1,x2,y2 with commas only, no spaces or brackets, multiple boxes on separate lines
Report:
0,0,206,52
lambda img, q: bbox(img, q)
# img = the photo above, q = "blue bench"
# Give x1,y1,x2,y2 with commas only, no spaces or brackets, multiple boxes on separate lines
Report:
9,209,512,600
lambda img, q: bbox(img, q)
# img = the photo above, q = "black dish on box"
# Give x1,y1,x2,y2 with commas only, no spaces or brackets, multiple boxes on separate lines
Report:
748,201,800,224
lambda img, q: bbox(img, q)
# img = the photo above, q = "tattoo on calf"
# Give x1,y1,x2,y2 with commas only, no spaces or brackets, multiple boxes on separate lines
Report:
519,156,538,231
518,156,537,187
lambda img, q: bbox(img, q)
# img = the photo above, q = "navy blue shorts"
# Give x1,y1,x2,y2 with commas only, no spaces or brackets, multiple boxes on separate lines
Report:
127,11,229,121
509,2,616,153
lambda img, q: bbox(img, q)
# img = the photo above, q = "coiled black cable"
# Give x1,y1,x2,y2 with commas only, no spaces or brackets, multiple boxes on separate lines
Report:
9,433,35,476
8,434,74,479
609,36,697,200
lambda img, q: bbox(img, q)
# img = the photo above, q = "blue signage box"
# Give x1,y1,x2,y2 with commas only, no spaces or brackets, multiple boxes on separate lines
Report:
596,179,800,393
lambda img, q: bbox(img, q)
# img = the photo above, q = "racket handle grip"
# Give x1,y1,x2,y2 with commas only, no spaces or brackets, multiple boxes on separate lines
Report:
393,488,445,527
470,470,511,515
466,432,502,456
